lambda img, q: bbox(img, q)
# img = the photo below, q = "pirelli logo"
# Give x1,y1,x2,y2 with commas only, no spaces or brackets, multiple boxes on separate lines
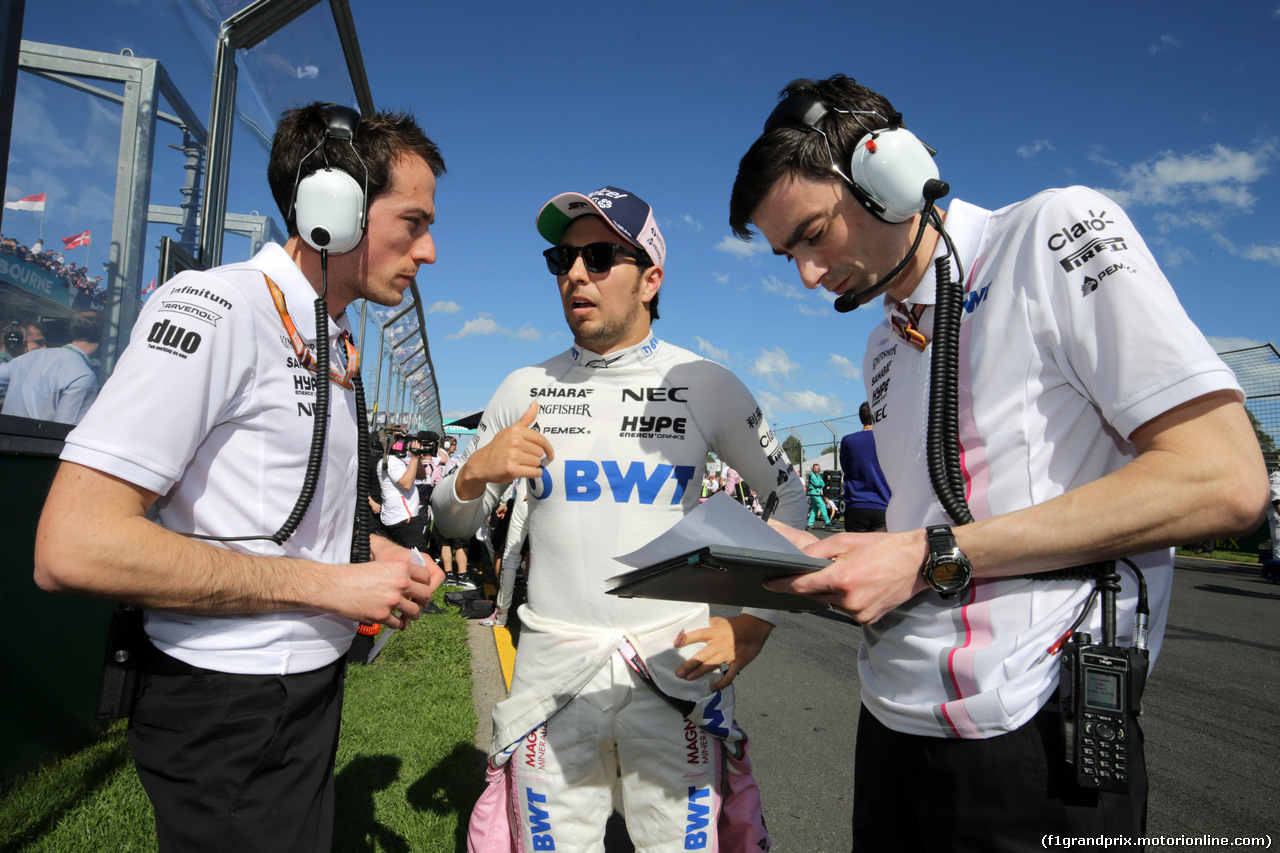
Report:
1058,236,1128,272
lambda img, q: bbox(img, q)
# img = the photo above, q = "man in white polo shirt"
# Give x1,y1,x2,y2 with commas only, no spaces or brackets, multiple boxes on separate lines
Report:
34,103,446,852
728,74,1268,849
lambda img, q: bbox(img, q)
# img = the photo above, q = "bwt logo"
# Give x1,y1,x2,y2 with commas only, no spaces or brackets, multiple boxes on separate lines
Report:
529,460,696,504
685,786,711,849
525,788,555,850
964,284,991,315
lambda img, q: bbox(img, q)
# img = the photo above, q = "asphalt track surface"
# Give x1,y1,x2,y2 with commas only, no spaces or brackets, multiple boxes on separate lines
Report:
468,547,1280,852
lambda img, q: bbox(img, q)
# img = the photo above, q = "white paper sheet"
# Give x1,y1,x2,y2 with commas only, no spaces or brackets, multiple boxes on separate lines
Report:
614,492,806,568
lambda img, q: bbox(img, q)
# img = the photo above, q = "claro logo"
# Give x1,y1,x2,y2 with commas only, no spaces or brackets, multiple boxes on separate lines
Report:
1047,209,1115,252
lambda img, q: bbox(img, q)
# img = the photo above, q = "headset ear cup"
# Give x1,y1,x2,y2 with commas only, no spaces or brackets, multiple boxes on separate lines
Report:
294,168,366,254
847,128,941,223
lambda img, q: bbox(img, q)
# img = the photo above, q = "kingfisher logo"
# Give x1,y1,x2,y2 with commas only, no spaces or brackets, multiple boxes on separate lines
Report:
685,786,712,849
525,788,556,850
528,460,696,504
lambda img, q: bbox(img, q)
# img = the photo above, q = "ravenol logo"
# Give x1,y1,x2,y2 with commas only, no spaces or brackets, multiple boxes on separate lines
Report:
529,460,697,504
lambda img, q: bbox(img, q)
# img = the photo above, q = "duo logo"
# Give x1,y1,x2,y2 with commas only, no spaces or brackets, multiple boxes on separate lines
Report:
526,788,555,850
529,461,697,504
685,786,711,849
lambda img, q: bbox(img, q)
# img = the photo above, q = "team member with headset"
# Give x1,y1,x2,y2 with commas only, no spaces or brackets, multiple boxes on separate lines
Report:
729,74,1268,849
34,103,446,852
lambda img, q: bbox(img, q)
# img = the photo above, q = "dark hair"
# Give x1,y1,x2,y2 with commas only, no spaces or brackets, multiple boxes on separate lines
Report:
70,310,104,345
858,401,873,426
268,103,446,237
729,75,897,240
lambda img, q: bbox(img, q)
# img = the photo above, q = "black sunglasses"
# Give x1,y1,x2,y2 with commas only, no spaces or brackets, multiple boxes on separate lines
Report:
543,242,647,275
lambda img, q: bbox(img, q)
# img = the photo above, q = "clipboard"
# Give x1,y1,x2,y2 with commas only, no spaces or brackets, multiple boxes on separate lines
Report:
605,544,829,611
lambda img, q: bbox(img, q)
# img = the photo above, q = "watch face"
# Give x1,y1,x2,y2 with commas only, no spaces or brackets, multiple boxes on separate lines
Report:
931,561,966,589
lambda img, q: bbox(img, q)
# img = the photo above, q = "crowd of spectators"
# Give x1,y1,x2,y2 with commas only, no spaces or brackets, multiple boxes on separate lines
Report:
1,234,107,312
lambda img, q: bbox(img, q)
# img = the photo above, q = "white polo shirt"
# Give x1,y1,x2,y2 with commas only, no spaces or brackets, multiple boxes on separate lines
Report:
378,454,420,525
62,243,360,674
862,187,1241,738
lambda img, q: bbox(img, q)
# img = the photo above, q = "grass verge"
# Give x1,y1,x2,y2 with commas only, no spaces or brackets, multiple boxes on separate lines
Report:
0,600,482,853
1174,548,1261,565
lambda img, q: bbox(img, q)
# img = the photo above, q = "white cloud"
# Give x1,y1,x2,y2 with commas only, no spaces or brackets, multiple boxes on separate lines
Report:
1211,233,1280,265
428,300,461,314
1098,141,1276,212
1208,336,1267,354
446,313,545,341
1149,33,1181,54
446,316,504,339
714,272,730,284
1017,140,1055,159
751,347,801,378
681,214,705,232
716,235,769,259
829,353,860,379
694,336,730,363
762,275,806,300
756,389,843,419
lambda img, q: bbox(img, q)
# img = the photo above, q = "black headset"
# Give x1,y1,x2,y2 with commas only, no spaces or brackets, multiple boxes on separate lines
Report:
3,323,25,356
289,105,369,254
763,93,943,224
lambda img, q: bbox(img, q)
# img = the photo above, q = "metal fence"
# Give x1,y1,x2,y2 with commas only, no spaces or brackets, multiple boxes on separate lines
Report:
1219,343,1280,469
775,341,1280,473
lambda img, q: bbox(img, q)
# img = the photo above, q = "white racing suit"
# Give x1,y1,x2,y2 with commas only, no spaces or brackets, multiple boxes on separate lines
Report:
432,335,806,852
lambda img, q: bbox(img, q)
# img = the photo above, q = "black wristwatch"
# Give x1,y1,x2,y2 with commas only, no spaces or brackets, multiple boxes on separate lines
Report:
922,524,973,600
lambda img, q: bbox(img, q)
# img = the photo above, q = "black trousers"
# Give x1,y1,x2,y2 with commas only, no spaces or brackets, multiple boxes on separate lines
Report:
843,507,887,532
129,653,347,853
383,516,428,551
852,702,1147,852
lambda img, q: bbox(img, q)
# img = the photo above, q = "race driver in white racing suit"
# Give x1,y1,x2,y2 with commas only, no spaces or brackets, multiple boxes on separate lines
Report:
432,186,805,852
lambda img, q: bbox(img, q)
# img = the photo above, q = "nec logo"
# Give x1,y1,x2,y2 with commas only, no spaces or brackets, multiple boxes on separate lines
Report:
529,460,696,504
622,386,688,402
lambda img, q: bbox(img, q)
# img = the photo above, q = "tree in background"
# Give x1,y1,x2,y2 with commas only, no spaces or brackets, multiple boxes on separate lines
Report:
783,435,803,466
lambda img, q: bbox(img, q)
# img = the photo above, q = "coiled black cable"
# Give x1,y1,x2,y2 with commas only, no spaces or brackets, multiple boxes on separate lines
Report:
350,369,373,564
268,293,331,546
926,252,971,526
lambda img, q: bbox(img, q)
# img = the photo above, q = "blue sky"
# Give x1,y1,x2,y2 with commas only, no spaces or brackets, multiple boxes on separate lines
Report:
8,0,1280,428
